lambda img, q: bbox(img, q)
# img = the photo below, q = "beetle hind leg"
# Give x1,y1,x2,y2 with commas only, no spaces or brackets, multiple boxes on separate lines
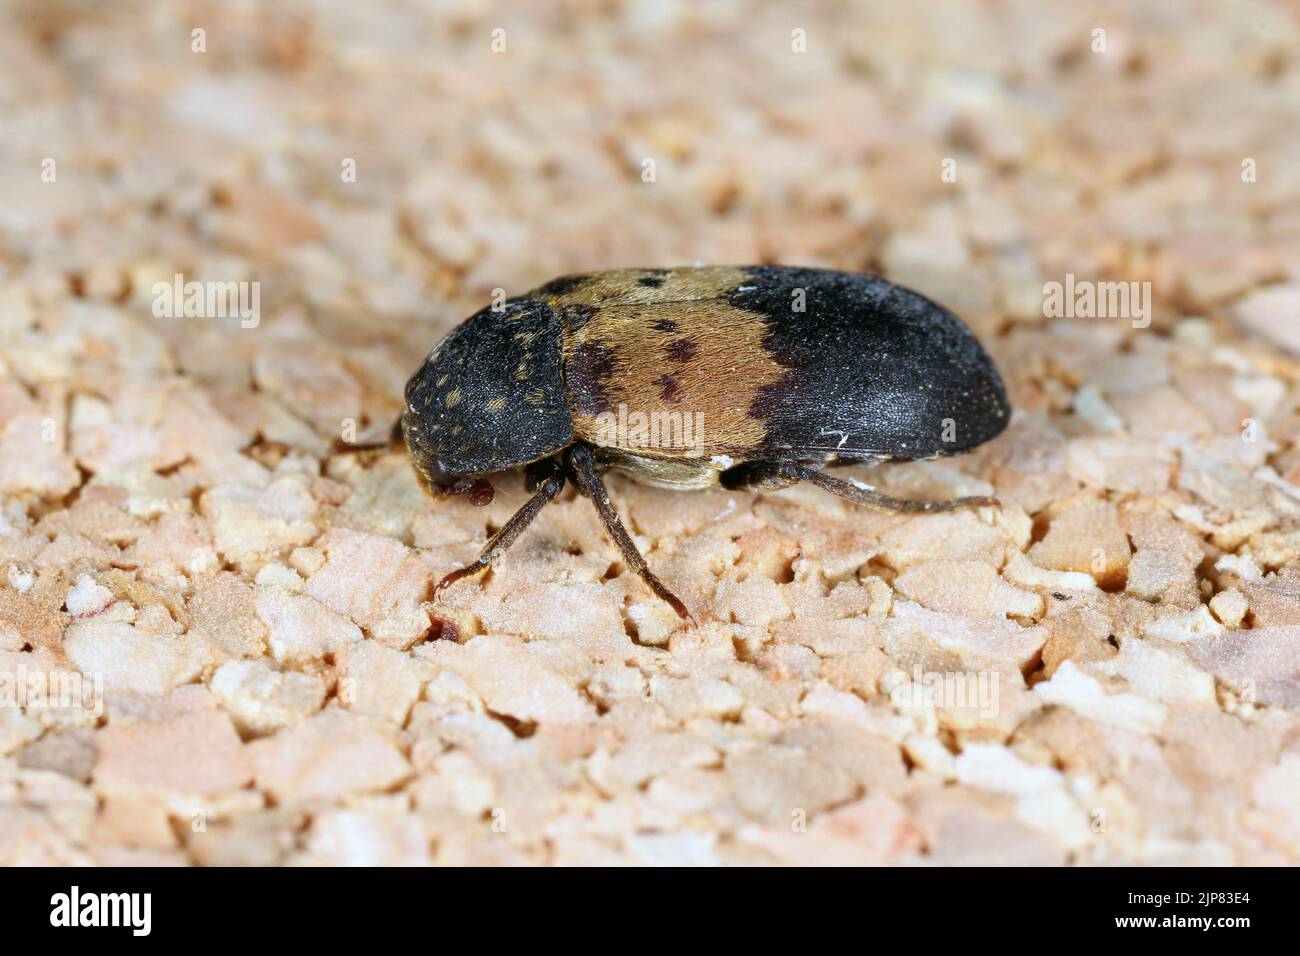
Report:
798,465,999,512
432,461,567,599
723,461,998,513
567,444,695,624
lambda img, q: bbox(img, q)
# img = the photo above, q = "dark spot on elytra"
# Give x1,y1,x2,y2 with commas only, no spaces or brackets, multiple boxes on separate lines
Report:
638,275,666,288
652,317,679,334
561,303,597,332
655,374,681,401
748,370,801,431
568,340,618,416
665,338,698,363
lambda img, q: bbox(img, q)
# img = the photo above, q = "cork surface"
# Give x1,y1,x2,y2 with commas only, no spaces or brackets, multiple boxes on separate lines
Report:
2,1,1299,865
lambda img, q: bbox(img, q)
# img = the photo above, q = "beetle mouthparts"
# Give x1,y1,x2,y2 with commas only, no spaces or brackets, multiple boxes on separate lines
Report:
444,477,495,507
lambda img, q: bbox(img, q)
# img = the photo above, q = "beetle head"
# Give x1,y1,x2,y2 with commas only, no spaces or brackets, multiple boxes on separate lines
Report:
402,298,574,500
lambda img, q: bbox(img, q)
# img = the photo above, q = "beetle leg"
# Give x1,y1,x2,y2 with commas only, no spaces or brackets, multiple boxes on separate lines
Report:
725,461,999,513
567,444,695,624
796,464,999,512
432,464,567,598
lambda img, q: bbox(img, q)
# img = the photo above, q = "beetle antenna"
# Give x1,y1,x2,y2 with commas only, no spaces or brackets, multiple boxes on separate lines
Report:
333,417,403,453
432,471,566,597
567,444,696,624
445,478,496,506
793,464,999,513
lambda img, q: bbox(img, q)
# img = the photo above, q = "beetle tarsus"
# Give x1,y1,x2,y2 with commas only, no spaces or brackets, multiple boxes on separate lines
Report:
568,444,695,624
669,598,698,627
433,560,489,595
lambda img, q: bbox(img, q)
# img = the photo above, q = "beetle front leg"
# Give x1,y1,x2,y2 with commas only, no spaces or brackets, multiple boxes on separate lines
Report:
432,459,567,598
566,444,695,624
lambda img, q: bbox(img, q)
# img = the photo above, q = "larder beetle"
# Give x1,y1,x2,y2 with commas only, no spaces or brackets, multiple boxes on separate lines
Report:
401,266,1011,621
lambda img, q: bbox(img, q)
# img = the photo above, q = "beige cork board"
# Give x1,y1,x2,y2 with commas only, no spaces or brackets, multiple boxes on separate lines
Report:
0,1,1298,867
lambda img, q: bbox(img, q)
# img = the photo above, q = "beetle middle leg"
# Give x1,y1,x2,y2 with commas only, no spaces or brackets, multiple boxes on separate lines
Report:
721,461,998,513
432,457,567,597
566,443,695,623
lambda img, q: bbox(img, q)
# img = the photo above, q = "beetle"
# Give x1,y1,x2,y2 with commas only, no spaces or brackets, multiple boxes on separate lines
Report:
401,266,1011,622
